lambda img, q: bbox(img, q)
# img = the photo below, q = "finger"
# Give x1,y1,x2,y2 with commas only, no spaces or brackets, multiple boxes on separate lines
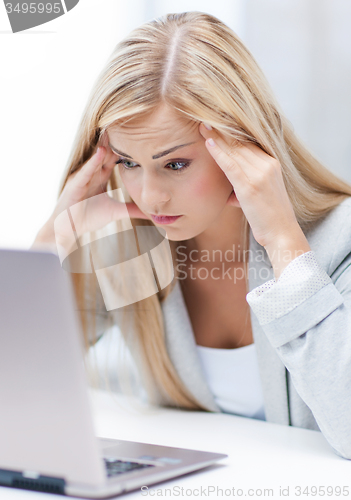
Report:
98,130,111,151
199,122,243,156
101,147,119,173
98,130,120,165
204,137,247,190
95,151,118,190
94,138,120,182
235,141,274,166
199,123,262,176
74,147,120,199
92,151,116,186
84,148,120,198
73,146,106,189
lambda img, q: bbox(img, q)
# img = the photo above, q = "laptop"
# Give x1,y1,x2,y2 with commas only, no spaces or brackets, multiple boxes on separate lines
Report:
0,248,227,498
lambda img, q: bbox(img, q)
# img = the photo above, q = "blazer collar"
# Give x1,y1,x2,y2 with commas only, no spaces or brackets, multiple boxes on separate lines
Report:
161,278,221,412
247,230,290,425
161,229,290,422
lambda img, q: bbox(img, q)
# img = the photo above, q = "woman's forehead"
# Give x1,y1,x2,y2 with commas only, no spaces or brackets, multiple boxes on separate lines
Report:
108,111,199,144
111,104,196,131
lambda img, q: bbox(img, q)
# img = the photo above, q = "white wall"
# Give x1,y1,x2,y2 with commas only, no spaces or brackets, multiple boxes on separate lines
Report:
0,0,350,249
142,0,246,37
244,0,351,185
0,0,133,248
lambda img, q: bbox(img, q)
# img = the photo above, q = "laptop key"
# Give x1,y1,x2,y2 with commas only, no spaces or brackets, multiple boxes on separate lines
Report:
103,459,155,478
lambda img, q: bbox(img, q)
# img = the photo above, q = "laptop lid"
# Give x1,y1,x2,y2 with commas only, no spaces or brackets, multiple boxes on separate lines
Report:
0,248,106,487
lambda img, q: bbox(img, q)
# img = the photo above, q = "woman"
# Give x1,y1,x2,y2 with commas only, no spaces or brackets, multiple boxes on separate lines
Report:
32,11,351,459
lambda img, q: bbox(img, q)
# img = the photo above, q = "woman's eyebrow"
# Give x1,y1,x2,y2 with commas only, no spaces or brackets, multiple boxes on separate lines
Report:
108,142,196,160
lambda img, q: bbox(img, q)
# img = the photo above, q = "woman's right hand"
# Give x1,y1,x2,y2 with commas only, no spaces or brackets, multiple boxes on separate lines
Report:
32,135,148,251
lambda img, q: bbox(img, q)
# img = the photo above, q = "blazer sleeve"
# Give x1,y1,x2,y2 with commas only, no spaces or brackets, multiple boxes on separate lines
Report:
246,249,351,460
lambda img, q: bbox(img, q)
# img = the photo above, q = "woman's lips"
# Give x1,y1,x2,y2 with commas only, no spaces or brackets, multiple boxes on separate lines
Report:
151,214,182,224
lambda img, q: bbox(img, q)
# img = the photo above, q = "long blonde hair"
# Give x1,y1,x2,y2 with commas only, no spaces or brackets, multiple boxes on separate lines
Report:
58,11,351,410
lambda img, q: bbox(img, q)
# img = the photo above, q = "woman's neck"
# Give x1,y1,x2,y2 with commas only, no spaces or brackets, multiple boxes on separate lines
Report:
182,205,247,264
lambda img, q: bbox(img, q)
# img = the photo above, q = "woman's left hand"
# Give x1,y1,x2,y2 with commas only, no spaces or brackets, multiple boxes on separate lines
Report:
199,123,304,249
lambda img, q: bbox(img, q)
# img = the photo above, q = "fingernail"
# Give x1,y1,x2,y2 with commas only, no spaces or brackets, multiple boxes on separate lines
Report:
207,138,216,147
203,122,212,130
96,147,101,155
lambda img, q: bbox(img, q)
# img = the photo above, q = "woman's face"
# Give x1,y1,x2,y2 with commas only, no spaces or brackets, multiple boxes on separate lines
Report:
107,104,235,241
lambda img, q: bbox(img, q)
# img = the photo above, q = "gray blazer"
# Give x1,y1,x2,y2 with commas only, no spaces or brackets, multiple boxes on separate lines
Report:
95,196,351,460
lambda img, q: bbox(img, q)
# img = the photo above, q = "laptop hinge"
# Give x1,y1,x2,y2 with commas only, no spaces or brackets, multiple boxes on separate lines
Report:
0,468,66,495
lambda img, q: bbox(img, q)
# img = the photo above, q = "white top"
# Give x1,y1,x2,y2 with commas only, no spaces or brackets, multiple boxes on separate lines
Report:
197,343,266,421
196,251,326,420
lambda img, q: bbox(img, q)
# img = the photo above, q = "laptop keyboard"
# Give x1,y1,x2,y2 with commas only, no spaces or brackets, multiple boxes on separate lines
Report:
103,458,155,478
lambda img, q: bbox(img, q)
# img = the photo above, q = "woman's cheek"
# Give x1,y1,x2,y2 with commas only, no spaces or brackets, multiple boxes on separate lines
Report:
188,175,228,211
186,173,213,198
119,172,141,203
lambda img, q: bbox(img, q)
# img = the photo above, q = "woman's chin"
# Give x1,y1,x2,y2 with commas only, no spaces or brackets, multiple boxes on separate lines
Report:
154,226,184,241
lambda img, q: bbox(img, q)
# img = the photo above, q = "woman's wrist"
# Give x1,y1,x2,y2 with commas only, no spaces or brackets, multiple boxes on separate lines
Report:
264,226,312,281
31,218,78,261
31,219,57,250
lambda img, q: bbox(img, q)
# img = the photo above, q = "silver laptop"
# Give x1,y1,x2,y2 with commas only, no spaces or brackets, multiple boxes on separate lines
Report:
0,248,227,498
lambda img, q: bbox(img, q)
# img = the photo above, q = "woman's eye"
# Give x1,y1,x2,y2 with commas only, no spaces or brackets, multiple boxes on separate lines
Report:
166,161,190,172
116,158,191,173
116,159,138,170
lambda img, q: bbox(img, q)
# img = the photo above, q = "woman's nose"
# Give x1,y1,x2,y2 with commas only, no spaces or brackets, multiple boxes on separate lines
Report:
140,172,171,209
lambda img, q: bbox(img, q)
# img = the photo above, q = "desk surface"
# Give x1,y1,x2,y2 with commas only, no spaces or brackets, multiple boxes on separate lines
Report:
1,389,350,499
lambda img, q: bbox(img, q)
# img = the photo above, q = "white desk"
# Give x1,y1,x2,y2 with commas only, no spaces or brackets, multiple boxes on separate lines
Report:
1,389,350,499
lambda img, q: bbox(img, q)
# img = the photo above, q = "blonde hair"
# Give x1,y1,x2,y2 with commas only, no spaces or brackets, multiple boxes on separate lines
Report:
59,11,351,410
